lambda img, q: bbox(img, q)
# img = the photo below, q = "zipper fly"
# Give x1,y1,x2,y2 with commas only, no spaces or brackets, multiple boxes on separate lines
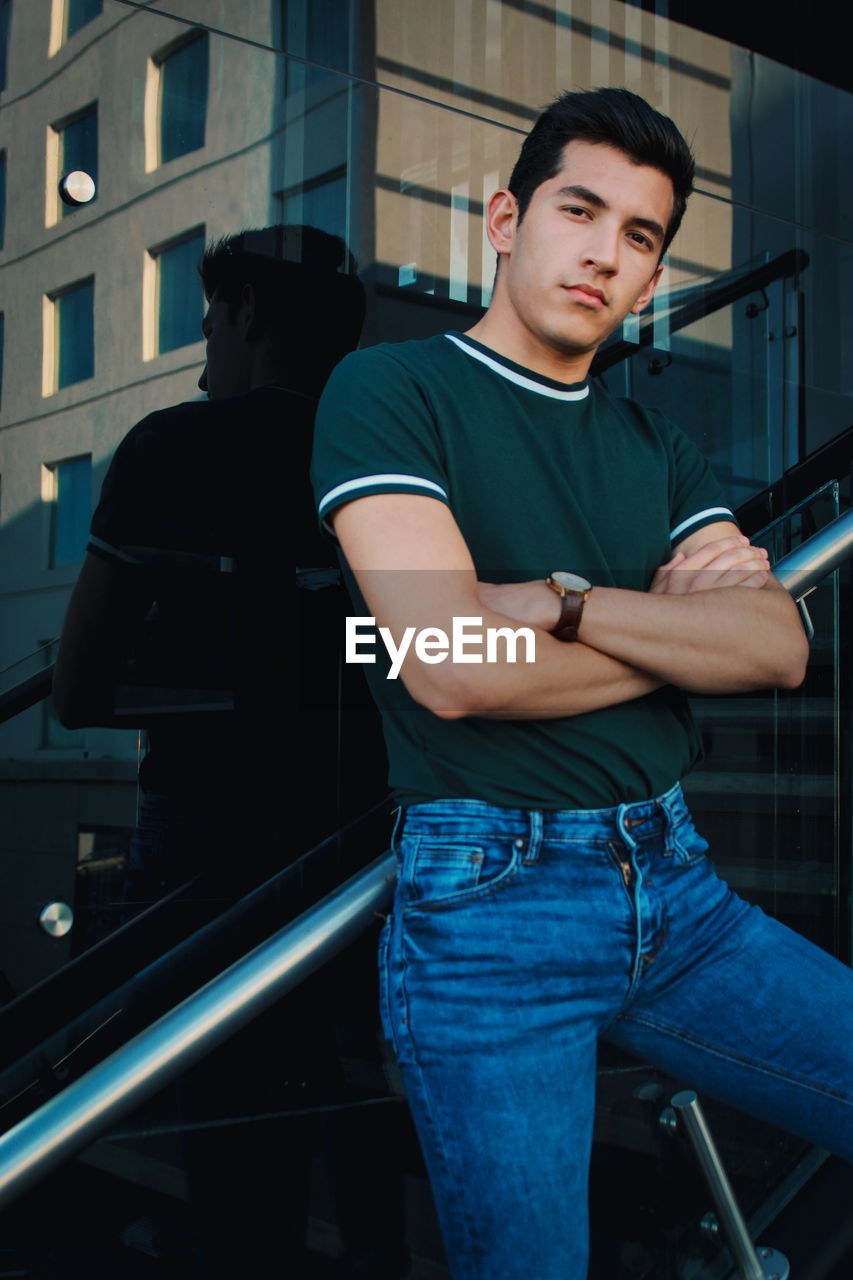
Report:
612,847,633,890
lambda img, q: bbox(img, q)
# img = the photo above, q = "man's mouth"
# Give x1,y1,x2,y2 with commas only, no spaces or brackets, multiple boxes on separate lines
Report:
563,284,606,308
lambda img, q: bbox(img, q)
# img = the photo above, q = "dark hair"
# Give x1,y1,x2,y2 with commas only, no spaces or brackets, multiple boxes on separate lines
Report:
199,225,366,388
508,88,695,255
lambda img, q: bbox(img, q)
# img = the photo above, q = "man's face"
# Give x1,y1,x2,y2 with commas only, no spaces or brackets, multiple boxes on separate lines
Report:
198,289,252,400
497,139,673,361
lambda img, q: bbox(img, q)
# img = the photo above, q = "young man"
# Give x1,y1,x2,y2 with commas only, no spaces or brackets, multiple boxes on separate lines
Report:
311,90,852,1278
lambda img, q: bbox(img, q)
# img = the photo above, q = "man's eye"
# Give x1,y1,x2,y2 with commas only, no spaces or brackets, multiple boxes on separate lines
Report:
561,205,589,216
629,232,653,249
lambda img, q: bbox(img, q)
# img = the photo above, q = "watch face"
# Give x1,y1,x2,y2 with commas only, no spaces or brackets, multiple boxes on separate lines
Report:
551,571,592,593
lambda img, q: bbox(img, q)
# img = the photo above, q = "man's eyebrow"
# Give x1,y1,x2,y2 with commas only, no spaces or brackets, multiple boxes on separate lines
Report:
556,184,606,208
555,184,665,243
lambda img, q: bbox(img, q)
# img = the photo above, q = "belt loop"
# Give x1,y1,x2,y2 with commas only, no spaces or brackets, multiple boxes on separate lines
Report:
390,804,406,853
658,789,677,849
616,803,638,852
523,810,543,863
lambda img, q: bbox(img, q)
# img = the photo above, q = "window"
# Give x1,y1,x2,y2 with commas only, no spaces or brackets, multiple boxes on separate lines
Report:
144,228,204,358
45,277,94,391
54,105,98,218
0,0,10,94
49,0,102,53
147,31,209,169
0,150,5,248
280,0,352,89
65,0,101,40
43,454,91,568
277,166,348,241
74,825,133,952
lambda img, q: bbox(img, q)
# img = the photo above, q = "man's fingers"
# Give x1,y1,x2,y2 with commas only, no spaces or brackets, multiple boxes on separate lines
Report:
671,535,747,570
675,543,769,576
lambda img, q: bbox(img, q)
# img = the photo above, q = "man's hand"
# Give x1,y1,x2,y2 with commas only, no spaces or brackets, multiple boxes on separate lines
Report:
649,535,770,594
476,534,771,628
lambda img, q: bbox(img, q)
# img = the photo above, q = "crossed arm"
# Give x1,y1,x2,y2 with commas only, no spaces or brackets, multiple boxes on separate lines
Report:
333,494,809,721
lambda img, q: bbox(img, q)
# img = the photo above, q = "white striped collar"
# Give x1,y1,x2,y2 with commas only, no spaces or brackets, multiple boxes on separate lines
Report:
445,334,590,402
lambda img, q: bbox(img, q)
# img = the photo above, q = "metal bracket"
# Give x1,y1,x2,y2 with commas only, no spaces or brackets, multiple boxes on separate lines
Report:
660,1090,790,1280
648,351,673,376
745,289,769,319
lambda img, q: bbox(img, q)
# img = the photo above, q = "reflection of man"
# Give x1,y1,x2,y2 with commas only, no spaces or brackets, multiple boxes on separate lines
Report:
54,224,366,887
53,227,397,1279
312,89,853,1278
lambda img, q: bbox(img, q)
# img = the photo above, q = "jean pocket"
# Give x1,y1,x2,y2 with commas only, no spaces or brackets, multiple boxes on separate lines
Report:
400,832,520,911
669,818,710,866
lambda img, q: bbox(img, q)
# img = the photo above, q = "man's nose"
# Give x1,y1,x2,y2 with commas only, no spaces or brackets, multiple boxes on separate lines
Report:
582,223,619,274
198,364,208,392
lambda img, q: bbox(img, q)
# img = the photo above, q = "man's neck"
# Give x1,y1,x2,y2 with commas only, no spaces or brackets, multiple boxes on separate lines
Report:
464,312,595,385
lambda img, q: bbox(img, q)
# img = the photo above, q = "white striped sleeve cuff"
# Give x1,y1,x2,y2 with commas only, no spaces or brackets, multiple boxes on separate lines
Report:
317,473,449,523
670,506,736,543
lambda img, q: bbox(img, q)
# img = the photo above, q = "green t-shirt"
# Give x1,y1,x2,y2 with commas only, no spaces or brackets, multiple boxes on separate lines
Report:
311,332,735,810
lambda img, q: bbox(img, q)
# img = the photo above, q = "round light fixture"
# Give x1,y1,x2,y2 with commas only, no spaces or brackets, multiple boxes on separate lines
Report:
38,900,74,937
59,170,96,207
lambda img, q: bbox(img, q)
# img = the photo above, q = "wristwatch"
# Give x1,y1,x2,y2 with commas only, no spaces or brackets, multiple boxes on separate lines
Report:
546,571,593,642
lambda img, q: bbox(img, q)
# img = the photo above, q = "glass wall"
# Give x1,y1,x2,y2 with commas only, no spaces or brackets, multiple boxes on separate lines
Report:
0,2,849,1276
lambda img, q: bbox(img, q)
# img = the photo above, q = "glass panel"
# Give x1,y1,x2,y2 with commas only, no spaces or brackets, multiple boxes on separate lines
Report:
0,310,4,407
159,32,208,165
0,149,5,248
48,454,91,567
55,278,94,388
0,3,849,1275
60,107,98,216
685,483,842,955
156,229,205,354
65,0,102,41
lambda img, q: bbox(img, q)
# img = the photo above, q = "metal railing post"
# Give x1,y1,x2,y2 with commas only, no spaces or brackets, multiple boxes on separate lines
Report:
669,1091,790,1280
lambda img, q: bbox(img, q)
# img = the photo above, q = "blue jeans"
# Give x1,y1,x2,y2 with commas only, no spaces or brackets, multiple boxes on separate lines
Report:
378,783,853,1279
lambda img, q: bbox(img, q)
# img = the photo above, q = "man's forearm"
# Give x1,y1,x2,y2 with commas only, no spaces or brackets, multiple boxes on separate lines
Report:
467,630,663,720
578,581,808,692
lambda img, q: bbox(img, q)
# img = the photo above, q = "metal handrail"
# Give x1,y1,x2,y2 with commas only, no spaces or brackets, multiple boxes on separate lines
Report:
591,248,809,375
773,508,853,600
0,509,849,1208
0,666,53,727
0,850,396,1207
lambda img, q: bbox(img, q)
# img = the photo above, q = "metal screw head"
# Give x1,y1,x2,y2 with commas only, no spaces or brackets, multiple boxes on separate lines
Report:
699,1213,719,1240
658,1106,678,1135
39,901,74,937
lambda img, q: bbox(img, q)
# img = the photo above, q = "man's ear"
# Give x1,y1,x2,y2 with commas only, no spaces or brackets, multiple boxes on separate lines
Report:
630,261,665,315
485,188,519,259
239,283,261,341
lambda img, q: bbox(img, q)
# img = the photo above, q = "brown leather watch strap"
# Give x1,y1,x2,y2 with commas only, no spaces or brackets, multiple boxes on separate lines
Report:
552,591,586,642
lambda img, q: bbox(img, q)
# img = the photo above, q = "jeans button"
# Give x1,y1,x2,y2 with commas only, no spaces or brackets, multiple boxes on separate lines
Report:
514,838,525,850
